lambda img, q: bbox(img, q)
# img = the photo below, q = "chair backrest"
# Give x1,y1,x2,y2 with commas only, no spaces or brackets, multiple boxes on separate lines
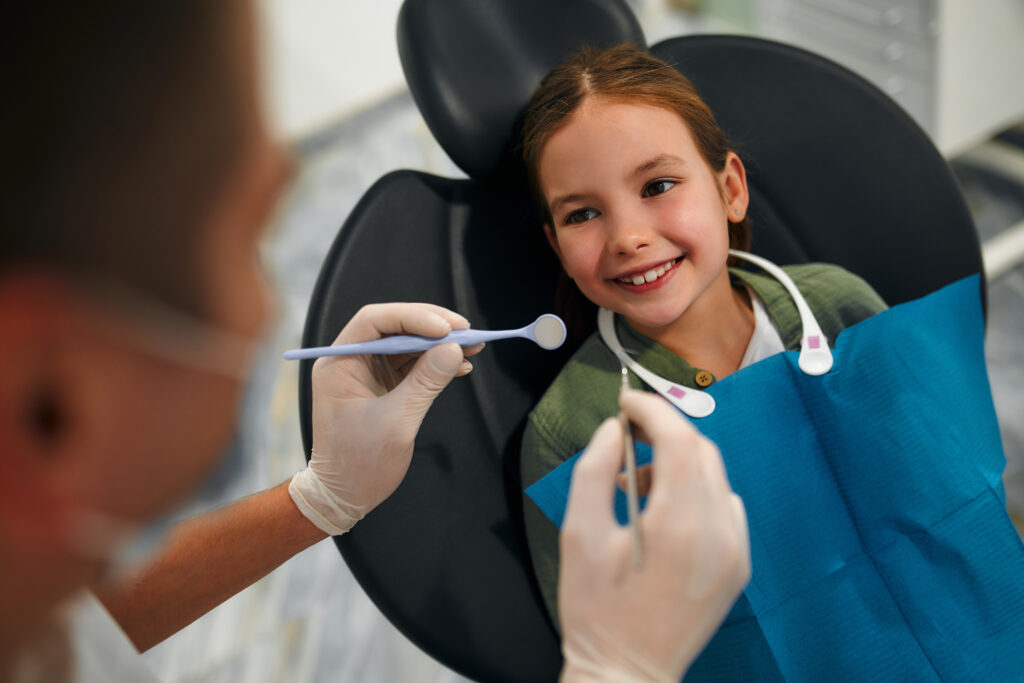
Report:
297,2,981,681
649,35,981,305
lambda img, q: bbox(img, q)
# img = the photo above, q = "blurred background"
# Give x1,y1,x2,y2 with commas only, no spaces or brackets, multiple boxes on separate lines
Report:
142,0,1024,680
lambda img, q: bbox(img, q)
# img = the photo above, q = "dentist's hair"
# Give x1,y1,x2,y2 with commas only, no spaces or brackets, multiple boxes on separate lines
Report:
521,43,751,253
0,1,249,318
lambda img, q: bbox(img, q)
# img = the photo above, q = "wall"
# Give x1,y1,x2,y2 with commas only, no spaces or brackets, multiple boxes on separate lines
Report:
256,0,408,140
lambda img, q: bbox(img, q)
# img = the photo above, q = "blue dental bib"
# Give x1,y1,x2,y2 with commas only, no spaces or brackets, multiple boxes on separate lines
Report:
525,275,1024,681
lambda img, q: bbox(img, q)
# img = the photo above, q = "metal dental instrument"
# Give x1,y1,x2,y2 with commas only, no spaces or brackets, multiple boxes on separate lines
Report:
617,353,643,570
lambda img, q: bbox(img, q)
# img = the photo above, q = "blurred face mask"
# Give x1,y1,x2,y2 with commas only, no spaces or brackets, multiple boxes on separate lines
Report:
63,275,268,576
68,508,181,580
80,274,264,383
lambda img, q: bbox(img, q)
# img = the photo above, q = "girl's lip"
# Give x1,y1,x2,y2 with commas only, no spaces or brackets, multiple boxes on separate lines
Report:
611,257,682,293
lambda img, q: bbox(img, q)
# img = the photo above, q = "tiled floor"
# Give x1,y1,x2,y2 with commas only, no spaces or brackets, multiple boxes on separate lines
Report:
142,79,1024,683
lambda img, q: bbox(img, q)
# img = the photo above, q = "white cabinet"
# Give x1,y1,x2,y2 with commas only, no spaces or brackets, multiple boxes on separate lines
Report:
256,0,407,140
756,0,1024,156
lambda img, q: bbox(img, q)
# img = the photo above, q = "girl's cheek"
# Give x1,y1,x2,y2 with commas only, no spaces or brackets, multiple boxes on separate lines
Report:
566,243,603,279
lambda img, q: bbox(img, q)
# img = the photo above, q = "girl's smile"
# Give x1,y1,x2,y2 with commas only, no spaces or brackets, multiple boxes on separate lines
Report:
612,256,681,292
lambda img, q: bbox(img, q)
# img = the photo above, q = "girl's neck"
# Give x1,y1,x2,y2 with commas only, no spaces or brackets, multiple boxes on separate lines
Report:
628,271,754,379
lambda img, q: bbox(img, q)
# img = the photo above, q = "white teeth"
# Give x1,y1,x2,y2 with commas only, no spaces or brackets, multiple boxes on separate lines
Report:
619,258,677,285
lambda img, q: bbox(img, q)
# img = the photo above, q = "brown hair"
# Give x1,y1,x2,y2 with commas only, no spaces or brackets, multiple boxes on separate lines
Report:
522,43,750,250
520,44,751,343
1,1,248,318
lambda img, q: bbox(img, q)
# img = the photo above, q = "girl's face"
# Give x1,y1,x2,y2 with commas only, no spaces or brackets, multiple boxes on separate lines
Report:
538,97,748,332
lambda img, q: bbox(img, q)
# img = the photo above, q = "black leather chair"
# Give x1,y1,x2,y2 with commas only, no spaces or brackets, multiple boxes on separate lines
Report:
296,1,981,680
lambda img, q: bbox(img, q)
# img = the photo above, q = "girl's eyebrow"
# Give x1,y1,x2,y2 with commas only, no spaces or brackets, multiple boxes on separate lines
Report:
550,192,588,215
632,153,686,178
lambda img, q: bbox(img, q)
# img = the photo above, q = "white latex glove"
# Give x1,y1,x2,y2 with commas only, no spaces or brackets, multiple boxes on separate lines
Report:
558,390,751,683
289,303,482,535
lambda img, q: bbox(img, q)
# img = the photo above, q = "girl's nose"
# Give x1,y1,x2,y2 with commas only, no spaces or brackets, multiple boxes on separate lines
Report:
607,216,652,256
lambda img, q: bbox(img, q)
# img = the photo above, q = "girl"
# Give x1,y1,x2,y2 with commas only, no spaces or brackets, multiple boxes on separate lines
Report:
519,44,886,630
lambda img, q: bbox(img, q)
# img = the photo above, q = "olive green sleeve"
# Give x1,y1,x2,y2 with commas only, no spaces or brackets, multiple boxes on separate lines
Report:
520,414,565,632
801,264,889,341
519,336,627,633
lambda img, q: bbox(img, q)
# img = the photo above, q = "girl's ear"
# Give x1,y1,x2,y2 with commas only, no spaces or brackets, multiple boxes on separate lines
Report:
719,151,749,219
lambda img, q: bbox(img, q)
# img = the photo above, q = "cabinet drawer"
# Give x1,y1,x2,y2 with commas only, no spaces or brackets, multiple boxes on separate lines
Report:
760,1,936,79
791,0,936,40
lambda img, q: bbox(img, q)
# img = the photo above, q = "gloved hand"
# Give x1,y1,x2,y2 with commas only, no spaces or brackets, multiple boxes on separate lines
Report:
289,303,482,535
558,390,751,682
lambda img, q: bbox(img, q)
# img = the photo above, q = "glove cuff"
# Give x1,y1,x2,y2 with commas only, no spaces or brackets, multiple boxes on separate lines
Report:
289,468,360,536
561,634,678,683
560,661,676,683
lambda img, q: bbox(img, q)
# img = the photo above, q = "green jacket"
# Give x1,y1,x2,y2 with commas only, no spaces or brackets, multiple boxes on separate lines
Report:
521,263,888,628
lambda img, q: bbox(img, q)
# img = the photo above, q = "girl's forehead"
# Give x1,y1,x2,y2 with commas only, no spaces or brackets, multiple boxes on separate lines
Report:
565,95,678,128
539,97,702,180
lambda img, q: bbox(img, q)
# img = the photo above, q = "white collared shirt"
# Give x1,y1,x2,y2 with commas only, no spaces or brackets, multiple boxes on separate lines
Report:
739,287,785,369
65,591,161,683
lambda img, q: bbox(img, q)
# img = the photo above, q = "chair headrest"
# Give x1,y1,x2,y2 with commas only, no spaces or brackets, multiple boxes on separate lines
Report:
398,0,645,182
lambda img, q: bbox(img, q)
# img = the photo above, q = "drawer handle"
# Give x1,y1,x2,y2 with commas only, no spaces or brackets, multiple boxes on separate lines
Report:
884,42,905,61
883,7,905,27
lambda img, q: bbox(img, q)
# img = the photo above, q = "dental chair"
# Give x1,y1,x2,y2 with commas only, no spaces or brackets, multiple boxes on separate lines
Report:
296,1,982,680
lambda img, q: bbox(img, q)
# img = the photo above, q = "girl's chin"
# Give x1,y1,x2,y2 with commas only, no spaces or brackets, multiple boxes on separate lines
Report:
619,309,687,332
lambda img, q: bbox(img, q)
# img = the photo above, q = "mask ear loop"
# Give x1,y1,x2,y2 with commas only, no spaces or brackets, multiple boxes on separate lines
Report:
728,250,834,376
64,505,180,581
78,275,260,382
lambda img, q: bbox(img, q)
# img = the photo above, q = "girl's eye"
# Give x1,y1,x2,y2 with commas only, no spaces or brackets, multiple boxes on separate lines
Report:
642,179,676,197
564,207,599,225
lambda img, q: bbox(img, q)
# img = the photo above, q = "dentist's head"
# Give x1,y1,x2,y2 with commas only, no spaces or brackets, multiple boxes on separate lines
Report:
0,0,290,649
